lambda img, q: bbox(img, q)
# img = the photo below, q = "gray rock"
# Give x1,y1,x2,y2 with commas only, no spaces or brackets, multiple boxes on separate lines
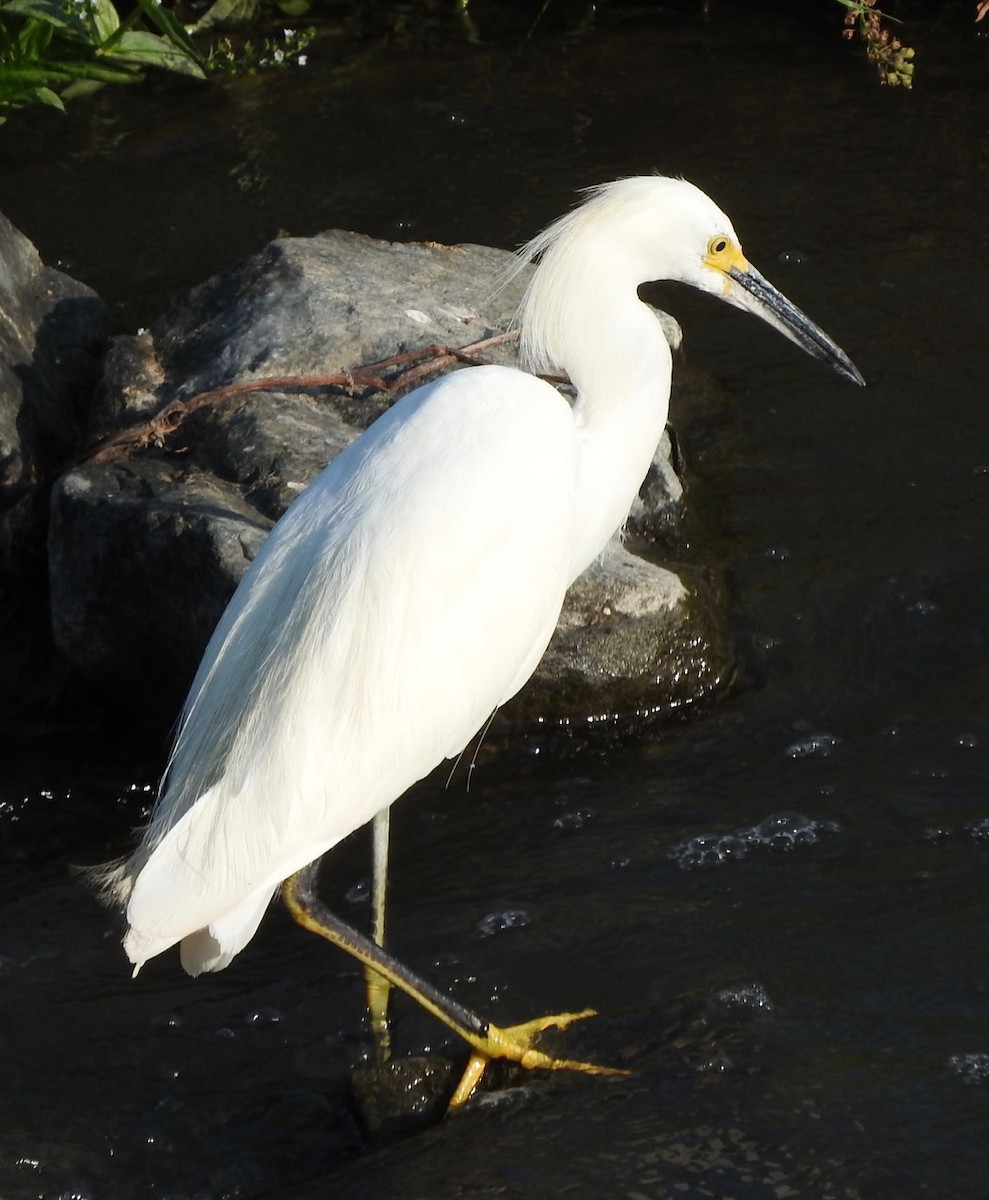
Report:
0,211,115,718
520,542,732,723
48,460,271,724
0,210,113,506
349,1054,459,1141
95,233,524,431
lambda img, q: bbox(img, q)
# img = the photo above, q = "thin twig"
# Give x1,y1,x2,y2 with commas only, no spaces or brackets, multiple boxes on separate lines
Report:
80,329,520,467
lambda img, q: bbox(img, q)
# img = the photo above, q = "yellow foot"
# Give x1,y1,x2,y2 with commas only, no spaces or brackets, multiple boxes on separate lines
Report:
448,1007,627,1108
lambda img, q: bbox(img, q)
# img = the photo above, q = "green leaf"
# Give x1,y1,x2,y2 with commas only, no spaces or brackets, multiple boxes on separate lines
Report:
275,0,310,15
0,78,65,107
187,0,259,34
102,28,206,77
1,0,92,40
61,73,113,97
134,0,206,67
89,0,120,42
16,14,54,55
0,59,135,100
31,82,64,106
0,63,72,87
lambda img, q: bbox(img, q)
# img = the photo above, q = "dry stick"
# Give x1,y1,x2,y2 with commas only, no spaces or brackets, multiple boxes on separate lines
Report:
81,330,521,467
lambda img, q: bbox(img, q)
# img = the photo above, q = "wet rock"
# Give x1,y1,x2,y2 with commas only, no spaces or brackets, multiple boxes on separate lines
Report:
349,1054,458,1141
517,541,733,722
48,459,270,724
0,211,116,719
0,211,114,505
0,215,734,729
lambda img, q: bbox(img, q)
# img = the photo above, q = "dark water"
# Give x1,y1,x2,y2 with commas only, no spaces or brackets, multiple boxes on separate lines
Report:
3,4,989,1198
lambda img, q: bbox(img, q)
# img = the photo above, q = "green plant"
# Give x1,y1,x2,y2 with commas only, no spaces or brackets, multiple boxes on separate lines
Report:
0,0,208,117
205,22,313,75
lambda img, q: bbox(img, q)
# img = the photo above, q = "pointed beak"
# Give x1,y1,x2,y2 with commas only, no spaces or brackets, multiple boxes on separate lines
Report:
727,263,865,387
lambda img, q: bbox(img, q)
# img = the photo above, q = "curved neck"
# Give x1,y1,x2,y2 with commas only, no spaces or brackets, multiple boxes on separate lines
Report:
516,241,676,582
564,296,673,580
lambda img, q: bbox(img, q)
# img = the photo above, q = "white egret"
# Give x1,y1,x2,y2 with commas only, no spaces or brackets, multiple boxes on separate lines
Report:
107,176,864,1105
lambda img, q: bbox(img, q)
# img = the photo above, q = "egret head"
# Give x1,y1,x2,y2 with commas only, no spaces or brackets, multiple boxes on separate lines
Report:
514,175,865,387
685,199,866,388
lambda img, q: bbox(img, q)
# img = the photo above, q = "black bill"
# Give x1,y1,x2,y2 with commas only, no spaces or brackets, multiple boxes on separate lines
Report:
729,264,866,387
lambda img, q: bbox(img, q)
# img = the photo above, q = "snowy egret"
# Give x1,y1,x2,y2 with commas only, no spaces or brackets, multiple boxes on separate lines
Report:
107,176,864,1104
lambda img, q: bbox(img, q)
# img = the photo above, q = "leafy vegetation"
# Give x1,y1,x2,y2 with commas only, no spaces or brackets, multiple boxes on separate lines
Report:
0,0,964,122
0,0,207,117
0,0,313,119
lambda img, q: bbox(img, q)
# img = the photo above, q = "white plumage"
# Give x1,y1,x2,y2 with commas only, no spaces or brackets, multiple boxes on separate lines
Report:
115,176,863,981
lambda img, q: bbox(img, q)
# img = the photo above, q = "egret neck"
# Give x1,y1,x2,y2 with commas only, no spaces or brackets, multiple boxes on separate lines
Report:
520,262,675,583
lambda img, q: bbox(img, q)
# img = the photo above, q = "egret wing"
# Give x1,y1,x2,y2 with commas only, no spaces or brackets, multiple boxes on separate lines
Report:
124,366,578,970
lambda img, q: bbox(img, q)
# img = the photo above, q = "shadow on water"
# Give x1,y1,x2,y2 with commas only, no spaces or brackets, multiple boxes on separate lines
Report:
2,3,989,1197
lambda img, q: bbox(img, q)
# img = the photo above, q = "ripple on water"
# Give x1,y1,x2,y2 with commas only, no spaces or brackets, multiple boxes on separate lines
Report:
922,816,989,842
552,807,596,831
671,812,841,869
471,908,529,938
784,731,840,759
714,981,775,1015
948,1053,989,1084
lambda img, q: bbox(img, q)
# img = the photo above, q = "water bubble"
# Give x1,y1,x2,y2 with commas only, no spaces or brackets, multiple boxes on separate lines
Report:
948,1052,989,1084
345,878,370,904
965,817,989,840
907,598,939,618
150,1011,183,1031
743,811,839,849
692,1051,733,1074
672,812,839,869
670,833,751,868
472,909,529,939
244,1005,283,1027
552,808,595,831
785,732,839,759
715,982,775,1014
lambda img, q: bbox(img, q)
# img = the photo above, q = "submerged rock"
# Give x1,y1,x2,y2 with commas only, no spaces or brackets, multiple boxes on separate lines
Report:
2,217,734,730
349,1054,459,1141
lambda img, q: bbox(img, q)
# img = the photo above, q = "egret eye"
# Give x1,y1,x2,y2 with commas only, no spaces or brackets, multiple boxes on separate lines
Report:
709,236,731,257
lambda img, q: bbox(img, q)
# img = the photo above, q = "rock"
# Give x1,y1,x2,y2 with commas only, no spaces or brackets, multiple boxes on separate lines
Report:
520,541,733,723
349,1054,459,1142
0,211,116,720
0,210,114,505
97,233,524,430
48,460,271,725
